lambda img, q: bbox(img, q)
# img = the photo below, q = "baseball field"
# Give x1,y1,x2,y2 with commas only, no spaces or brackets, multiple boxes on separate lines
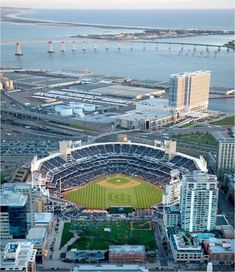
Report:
63,174,163,208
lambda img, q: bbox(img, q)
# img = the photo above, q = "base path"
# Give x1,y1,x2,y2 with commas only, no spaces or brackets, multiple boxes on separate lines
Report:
97,180,141,189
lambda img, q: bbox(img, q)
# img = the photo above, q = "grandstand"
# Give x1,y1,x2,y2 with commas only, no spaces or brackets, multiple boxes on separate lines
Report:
31,142,208,204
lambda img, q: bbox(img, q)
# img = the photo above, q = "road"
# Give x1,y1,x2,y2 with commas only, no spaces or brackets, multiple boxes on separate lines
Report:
218,191,234,227
153,222,168,268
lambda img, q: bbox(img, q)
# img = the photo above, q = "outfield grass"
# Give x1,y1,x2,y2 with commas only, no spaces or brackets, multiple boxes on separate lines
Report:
172,132,217,146
210,116,235,126
60,221,156,251
63,174,163,209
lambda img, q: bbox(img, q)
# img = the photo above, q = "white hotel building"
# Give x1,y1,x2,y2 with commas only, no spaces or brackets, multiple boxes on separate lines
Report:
180,171,219,233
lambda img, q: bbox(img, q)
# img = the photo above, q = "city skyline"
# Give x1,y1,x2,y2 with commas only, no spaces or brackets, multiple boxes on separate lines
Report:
1,0,234,9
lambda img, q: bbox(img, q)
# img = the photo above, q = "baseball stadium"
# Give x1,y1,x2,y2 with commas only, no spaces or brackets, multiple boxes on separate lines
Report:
31,141,207,209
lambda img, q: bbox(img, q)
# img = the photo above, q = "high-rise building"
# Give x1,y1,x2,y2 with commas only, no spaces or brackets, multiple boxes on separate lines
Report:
180,171,218,232
213,129,235,180
2,183,34,228
0,189,28,239
162,169,181,206
168,71,211,112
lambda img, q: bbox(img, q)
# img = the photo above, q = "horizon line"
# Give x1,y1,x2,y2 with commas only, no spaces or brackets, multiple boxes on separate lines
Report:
1,6,235,10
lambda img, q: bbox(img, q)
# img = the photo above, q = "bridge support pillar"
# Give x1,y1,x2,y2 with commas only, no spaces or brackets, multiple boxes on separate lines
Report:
48,41,54,53
15,42,23,56
61,41,65,52
143,42,146,50
94,40,97,50
72,41,76,51
82,40,87,51
218,46,221,52
105,41,109,50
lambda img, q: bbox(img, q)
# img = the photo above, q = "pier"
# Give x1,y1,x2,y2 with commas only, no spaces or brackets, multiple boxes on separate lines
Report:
209,95,235,99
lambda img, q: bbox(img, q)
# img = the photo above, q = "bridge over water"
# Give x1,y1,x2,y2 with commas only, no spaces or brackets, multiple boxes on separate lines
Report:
1,39,232,56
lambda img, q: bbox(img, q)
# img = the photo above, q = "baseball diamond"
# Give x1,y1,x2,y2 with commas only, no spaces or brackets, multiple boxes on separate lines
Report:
63,174,163,208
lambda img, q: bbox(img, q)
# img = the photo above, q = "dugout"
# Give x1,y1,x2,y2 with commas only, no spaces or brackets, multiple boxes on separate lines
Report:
108,206,134,214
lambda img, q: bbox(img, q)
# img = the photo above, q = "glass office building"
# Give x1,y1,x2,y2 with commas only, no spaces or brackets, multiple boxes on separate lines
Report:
0,190,28,239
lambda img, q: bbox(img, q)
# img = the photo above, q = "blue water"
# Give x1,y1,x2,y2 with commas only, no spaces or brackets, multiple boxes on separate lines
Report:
194,233,215,239
18,9,234,30
1,9,234,113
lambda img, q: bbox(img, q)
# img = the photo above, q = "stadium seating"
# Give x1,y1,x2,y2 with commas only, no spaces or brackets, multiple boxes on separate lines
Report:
38,143,200,193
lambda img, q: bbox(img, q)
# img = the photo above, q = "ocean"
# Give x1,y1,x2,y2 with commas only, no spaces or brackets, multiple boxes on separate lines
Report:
1,9,234,113
17,9,234,31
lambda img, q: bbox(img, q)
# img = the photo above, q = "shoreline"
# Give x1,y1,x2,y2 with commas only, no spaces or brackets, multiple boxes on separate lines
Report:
2,10,235,36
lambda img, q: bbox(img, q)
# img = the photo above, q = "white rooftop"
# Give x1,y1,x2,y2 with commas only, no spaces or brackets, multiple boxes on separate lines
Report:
34,212,53,224
120,98,172,121
2,182,32,190
119,109,171,122
109,245,145,254
173,234,201,251
170,70,211,78
137,98,169,107
27,227,46,246
72,264,149,272
184,171,218,184
1,241,36,270
0,190,27,207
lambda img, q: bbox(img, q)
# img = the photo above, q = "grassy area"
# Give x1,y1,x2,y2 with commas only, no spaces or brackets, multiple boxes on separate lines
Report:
60,223,74,248
179,122,193,128
210,116,235,126
71,123,93,131
63,174,163,209
192,124,205,128
172,132,217,146
60,221,156,251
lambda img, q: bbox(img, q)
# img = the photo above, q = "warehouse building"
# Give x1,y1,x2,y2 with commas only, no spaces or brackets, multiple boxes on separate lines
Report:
118,98,174,130
89,85,165,100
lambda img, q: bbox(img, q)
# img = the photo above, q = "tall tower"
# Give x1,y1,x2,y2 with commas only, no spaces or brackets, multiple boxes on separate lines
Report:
0,189,28,239
214,129,235,180
180,171,218,232
2,183,34,228
168,71,211,113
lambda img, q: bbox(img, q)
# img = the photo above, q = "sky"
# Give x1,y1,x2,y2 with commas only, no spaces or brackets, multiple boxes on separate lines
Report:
1,0,234,9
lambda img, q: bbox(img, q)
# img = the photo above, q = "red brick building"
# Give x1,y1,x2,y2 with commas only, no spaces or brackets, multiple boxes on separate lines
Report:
109,245,146,264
